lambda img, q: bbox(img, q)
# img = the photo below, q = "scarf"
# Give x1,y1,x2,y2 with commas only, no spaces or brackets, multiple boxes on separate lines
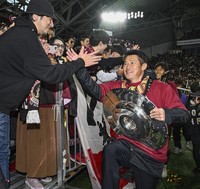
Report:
21,80,41,124
121,76,151,95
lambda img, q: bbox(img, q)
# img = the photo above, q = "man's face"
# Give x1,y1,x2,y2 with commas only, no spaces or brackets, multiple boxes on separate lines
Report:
98,42,107,54
34,15,54,35
155,66,165,80
123,55,146,83
66,38,75,49
81,38,90,48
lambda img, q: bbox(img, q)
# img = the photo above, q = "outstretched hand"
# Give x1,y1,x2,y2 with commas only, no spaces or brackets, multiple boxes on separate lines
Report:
67,48,79,61
67,47,102,67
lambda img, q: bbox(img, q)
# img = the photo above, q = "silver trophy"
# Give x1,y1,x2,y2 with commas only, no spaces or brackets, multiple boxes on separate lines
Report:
103,88,168,150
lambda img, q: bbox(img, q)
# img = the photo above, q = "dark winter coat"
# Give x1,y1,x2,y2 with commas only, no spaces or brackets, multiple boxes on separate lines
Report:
0,16,84,115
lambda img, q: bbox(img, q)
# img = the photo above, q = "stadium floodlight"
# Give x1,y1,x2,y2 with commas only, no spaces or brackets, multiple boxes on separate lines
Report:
101,12,126,23
101,11,144,23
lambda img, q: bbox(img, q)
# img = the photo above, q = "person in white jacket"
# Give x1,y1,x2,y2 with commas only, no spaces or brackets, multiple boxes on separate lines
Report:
96,44,124,84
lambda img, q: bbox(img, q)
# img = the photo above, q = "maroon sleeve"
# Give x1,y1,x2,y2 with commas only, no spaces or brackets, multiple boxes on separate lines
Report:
99,80,122,102
167,81,179,97
147,81,186,110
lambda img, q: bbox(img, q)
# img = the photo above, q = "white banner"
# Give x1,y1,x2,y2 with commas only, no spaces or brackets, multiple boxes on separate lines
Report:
74,75,134,189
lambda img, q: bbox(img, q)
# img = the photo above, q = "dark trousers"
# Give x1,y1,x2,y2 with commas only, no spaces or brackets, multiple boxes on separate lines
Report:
193,143,200,168
10,110,18,141
173,124,190,148
0,167,7,189
102,140,159,189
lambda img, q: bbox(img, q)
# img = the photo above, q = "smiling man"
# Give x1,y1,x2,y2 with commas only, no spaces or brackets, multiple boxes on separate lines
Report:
73,49,190,189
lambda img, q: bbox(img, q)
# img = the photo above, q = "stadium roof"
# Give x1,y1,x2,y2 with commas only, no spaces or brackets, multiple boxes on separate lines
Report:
1,0,200,47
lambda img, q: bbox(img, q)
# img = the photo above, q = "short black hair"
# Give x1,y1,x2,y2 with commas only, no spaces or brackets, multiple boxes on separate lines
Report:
65,35,75,42
154,62,169,71
80,34,89,41
190,81,200,94
124,49,149,64
49,36,64,45
89,29,110,46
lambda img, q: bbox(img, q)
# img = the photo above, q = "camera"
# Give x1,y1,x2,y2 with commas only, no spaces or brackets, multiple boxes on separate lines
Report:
48,45,57,55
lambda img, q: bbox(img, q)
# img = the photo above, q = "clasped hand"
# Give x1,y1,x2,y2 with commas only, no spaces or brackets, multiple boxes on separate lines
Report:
150,107,165,122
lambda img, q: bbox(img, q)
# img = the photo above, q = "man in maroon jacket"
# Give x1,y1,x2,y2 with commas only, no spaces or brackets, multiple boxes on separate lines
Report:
68,49,190,189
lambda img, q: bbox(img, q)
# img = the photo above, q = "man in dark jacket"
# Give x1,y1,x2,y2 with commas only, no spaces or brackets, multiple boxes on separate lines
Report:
0,0,101,186
187,81,200,175
68,49,190,189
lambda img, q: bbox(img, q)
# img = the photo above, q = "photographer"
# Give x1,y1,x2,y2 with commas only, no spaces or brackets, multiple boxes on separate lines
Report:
186,81,200,175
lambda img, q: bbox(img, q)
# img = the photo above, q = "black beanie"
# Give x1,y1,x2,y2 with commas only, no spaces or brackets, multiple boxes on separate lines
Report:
111,45,124,56
26,0,56,20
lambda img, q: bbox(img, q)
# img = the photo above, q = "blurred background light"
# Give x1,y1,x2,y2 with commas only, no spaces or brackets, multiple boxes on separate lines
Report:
101,11,144,23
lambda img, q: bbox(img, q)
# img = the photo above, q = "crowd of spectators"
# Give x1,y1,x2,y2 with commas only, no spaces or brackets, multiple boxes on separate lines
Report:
109,37,136,50
150,52,200,89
